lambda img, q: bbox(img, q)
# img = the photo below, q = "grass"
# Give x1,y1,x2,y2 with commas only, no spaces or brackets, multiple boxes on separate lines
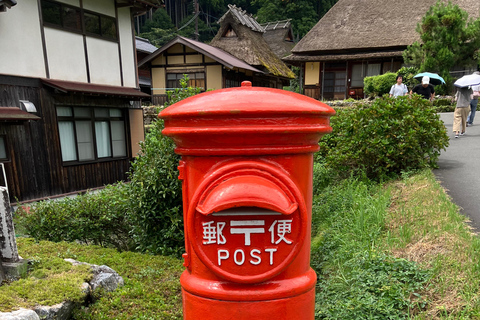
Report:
3,169,480,319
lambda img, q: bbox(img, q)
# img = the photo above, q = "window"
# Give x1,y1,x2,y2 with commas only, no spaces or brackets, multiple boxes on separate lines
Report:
85,12,118,40
56,107,127,163
167,73,205,90
41,0,117,40
0,136,7,161
351,64,365,87
366,63,381,77
41,0,81,31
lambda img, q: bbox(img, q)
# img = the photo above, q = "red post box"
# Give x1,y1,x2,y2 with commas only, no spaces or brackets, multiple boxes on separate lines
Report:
160,81,335,320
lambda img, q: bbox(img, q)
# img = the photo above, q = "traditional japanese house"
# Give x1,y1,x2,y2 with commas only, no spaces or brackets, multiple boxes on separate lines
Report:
283,0,480,100
209,4,295,88
138,35,264,105
136,36,158,98
0,0,159,203
260,19,295,59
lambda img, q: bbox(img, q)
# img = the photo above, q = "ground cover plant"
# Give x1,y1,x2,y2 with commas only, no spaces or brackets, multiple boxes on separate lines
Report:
8,169,480,319
7,93,477,319
12,238,184,319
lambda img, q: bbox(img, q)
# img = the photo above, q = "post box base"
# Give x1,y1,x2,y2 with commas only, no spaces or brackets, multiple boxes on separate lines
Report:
182,286,315,320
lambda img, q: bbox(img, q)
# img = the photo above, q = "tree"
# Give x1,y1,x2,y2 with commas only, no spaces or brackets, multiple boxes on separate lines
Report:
254,0,319,39
403,1,480,90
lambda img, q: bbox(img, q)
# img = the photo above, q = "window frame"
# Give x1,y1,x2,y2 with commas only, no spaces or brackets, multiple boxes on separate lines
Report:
56,106,128,165
0,135,9,162
166,72,205,91
40,0,118,42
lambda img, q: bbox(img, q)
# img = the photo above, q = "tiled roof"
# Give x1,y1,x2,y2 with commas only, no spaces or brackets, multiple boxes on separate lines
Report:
135,37,157,54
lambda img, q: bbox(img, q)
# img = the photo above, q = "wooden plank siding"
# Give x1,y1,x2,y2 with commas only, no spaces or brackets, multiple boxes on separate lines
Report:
0,79,133,203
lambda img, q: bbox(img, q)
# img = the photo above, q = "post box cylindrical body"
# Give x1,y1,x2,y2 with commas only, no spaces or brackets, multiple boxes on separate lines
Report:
160,82,335,320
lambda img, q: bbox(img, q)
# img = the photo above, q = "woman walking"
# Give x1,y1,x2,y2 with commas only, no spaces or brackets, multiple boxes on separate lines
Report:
453,86,472,138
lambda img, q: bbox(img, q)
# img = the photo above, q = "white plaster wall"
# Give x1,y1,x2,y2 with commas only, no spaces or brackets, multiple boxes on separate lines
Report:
0,0,46,78
117,7,136,88
83,0,115,17
87,37,121,86
45,28,88,82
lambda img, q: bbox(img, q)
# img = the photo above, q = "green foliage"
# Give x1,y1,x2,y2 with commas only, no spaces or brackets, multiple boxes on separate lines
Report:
15,75,202,257
403,1,480,92
363,72,397,98
433,97,455,112
140,8,175,33
15,184,133,251
165,74,203,105
15,238,184,319
317,95,449,181
315,252,430,319
127,75,201,257
127,119,184,256
310,179,430,319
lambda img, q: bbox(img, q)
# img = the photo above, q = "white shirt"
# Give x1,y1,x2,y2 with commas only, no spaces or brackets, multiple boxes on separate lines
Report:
389,83,408,97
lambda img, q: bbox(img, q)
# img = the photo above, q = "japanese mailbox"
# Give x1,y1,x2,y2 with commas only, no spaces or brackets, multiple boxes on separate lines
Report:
160,81,335,320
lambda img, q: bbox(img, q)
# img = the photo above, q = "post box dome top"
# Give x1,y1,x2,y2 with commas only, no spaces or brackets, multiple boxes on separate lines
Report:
160,81,335,118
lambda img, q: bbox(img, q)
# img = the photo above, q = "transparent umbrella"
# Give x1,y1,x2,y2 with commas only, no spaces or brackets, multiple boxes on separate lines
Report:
454,73,480,88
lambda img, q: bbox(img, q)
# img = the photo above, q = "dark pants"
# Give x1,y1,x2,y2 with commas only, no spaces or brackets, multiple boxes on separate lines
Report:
468,99,478,124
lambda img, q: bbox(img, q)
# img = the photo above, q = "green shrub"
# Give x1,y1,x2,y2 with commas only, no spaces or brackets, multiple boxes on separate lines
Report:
364,72,397,97
16,75,202,257
317,95,449,181
126,74,202,256
433,97,455,112
127,119,184,256
15,183,133,251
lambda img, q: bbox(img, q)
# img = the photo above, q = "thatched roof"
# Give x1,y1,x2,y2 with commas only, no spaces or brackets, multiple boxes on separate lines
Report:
260,20,295,58
218,4,264,33
291,0,480,55
211,5,295,79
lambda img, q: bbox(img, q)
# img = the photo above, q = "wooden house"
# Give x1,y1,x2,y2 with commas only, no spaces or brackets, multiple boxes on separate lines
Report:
260,19,295,59
136,36,158,99
0,0,158,204
210,5,295,89
138,35,264,105
283,0,480,100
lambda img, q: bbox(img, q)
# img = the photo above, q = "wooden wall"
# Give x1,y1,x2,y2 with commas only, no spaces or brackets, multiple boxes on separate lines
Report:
0,76,133,203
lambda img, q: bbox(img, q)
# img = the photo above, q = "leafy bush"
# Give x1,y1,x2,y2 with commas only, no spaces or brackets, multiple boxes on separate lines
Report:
127,119,184,256
126,74,202,256
317,95,449,181
433,97,455,112
15,184,133,251
364,72,397,97
16,75,203,257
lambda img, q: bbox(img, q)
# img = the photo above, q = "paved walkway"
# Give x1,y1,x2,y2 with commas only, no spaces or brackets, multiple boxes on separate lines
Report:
433,112,480,230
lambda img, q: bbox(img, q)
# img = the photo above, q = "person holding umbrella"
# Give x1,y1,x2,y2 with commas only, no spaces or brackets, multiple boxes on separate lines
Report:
453,72,480,136
410,76,435,101
453,86,472,138
467,71,480,126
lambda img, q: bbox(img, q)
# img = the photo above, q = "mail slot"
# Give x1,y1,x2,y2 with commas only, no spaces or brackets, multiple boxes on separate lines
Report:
160,81,335,319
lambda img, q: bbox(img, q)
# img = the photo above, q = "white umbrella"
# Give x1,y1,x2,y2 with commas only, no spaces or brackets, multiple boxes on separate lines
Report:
454,74,480,88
